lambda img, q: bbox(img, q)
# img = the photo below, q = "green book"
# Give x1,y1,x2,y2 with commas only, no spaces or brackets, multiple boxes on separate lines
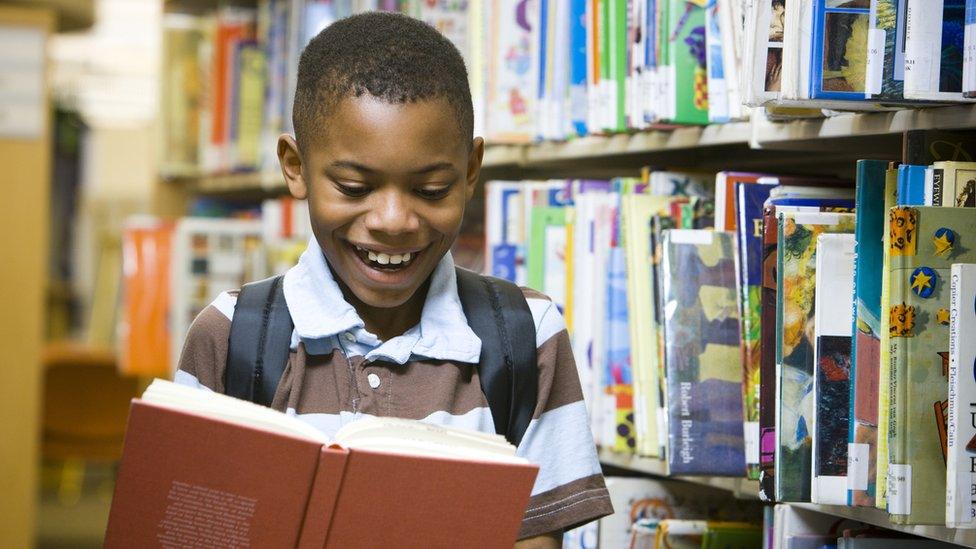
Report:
887,207,976,524
527,206,568,303
874,166,899,511
667,0,708,125
775,210,856,502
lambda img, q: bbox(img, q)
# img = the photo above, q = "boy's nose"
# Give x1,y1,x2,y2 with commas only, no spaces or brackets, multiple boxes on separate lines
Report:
363,189,421,235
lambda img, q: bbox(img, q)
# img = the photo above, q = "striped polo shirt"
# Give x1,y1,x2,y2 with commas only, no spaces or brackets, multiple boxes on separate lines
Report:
175,238,613,539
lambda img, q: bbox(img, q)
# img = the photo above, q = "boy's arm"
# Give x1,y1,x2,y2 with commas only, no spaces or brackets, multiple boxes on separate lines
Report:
173,291,238,391
514,531,562,549
515,288,614,540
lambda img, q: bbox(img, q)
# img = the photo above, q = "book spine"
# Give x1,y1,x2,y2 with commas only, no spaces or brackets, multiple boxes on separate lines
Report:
966,0,976,97
932,168,945,206
758,206,778,501
885,207,914,523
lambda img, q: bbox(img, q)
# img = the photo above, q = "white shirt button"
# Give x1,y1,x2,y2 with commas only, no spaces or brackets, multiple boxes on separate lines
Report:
343,331,356,343
367,373,381,389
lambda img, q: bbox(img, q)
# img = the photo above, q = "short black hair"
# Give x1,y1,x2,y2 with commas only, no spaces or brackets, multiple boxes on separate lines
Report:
293,12,473,150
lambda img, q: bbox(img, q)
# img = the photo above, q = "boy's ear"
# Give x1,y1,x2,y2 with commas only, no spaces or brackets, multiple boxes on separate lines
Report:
278,134,308,200
464,136,485,202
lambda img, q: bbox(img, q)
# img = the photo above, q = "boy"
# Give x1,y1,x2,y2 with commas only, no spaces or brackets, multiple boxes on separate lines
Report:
175,12,613,546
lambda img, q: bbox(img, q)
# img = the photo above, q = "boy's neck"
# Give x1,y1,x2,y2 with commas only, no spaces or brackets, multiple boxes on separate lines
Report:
334,274,430,343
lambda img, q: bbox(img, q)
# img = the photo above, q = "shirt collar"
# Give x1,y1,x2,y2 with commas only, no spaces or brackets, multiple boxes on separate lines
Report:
282,238,482,364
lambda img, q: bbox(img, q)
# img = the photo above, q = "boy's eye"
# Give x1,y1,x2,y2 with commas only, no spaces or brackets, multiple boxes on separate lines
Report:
415,184,453,200
335,182,370,197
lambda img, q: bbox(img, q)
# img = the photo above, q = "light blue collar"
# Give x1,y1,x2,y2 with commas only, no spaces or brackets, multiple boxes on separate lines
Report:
281,238,482,365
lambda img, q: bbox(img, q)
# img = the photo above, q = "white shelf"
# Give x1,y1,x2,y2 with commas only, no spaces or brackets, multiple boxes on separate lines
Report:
598,448,759,500
600,448,976,547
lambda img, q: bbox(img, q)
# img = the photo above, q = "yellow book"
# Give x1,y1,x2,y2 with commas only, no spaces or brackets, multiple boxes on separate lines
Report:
621,194,673,458
874,166,898,510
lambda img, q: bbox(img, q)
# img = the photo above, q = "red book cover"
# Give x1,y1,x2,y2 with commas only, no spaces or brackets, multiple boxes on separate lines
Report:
105,401,538,548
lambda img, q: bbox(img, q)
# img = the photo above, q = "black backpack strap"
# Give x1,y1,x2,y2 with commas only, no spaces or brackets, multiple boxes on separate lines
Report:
455,267,538,447
225,275,294,407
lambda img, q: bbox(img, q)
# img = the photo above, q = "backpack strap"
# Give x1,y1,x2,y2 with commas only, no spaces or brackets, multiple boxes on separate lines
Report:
455,267,538,447
225,275,294,407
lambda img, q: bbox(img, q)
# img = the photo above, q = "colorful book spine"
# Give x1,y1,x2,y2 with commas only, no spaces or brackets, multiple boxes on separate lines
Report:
605,243,635,452
896,164,927,206
735,182,774,481
775,210,856,502
811,233,856,505
661,230,745,476
866,0,908,100
569,0,589,135
903,0,972,102
705,0,729,123
947,263,976,528
667,0,709,124
887,207,976,524
874,165,900,511
847,160,889,508
758,204,779,501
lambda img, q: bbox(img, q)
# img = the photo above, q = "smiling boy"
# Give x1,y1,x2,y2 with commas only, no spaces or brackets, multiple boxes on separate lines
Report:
175,12,612,545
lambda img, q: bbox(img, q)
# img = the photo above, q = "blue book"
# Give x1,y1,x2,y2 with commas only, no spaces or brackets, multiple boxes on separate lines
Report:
605,245,634,451
536,0,550,140
810,0,871,101
896,164,926,206
569,0,589,135
846,160,888,507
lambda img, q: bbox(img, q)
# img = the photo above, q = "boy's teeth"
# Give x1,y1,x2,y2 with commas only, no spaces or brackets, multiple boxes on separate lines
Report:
355,244,416,267
402,252,411,262
367,251,378,261
389,254,402,265
376,253,390,265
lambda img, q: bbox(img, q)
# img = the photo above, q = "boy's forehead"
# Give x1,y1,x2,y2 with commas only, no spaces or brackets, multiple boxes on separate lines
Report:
307,95,467,155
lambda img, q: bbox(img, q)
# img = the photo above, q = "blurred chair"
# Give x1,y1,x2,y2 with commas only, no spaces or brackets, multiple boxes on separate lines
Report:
41,341,141,505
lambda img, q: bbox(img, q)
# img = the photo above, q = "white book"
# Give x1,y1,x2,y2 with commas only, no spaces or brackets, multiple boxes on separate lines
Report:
810,233,856,505
742,0,784,106
705,1,730,122
947,263,976,528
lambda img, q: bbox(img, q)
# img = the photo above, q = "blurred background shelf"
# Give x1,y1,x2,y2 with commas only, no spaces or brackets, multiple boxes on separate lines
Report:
598,448,760,501
790,503,976,547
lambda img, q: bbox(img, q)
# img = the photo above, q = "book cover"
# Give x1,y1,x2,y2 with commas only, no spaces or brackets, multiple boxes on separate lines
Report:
758,205,780,501
661,230,746,476
896,164,927,205
570,0,589,135
715,172,766,231
846,159,889,508
609,0,628,131
775,210,856,502
932,160,976,206
485,0,539,142
119,220,174,378
887,207,976,524
605,244,634,452
874,166,900,511
811,233,856,505
648,170,714,197
809,0,871,101
866,0,908,100
735,182,775,481
105,400,538,548
667,0,709,124
705,0,730,123
946,263,976,528
903,0,972,101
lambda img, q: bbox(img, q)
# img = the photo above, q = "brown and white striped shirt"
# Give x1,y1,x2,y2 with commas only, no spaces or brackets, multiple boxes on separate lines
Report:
175,239,613,539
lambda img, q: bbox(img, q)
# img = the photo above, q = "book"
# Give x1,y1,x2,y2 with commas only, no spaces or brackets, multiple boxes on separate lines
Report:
903,0,972,101
811,233,856,505
931,160,976,206
866,0,909,100
902,129,976,164
705,0,730,123
887,207,976,524
105,380,538,548
715,172,766,231
775,210,856,502
119,218,175,378
809,0,871,101
666,0,709,124
527,206,569,311
896,164,927,205
966,0,976,97
621,194,674,457
947,263,976,528
759,204,780,501
735,181,775,481
743,0,786,105
604,242,634,452
485,0,539,142
661,230,746,476
846,159,889,508
874,165,900,511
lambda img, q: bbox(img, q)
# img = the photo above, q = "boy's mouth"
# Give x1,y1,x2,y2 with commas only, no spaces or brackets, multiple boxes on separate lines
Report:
350,244,420,272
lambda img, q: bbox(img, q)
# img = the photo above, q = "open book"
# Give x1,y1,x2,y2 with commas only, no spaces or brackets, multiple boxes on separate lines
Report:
106,380,539,549
144,379,526,464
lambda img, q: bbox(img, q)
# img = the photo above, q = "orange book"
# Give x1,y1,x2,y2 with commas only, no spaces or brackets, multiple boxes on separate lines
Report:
105,381,539,548
118,219,174,377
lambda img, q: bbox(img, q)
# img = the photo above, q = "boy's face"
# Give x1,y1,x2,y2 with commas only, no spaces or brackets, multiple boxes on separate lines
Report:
278,95,483,309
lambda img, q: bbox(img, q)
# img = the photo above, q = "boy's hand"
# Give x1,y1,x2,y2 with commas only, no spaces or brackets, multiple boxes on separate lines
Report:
514,531,562,549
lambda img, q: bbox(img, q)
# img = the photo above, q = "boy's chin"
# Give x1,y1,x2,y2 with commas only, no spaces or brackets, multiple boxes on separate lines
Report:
347,284,421,310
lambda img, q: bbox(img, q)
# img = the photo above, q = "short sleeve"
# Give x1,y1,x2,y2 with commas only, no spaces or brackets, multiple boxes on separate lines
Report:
173,291,238,392
515,288,614,539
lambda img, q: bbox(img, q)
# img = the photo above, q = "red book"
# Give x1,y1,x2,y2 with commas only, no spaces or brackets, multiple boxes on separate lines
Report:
105,383,538,548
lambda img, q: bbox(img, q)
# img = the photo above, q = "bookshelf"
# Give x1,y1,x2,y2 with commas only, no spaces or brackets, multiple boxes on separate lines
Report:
598,449,759,500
